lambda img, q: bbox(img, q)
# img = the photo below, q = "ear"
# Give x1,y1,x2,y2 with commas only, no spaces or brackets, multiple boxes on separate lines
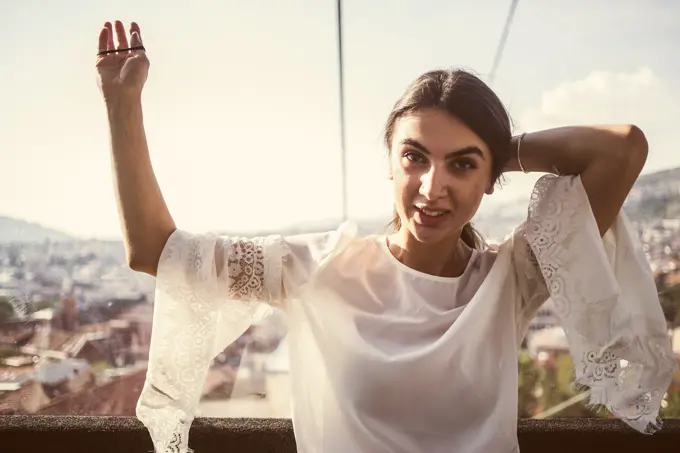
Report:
485,184,495,195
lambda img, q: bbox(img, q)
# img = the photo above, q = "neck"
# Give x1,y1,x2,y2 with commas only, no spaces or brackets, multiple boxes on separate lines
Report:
387,228,471,278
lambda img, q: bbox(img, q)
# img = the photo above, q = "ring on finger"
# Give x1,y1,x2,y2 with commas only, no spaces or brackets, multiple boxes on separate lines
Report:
97,45,145,56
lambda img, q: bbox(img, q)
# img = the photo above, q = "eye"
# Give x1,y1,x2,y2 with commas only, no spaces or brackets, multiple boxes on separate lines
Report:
452,158,477,172
403,150,426,165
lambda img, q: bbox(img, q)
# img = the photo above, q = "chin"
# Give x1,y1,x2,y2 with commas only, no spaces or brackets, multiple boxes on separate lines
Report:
407,221,453,245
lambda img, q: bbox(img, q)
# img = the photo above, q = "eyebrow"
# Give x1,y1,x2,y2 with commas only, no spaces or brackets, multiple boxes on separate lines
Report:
401,138,486,160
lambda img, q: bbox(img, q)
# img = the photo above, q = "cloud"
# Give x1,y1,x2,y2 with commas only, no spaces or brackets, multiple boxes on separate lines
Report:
517,67,680,172
482,67,679,215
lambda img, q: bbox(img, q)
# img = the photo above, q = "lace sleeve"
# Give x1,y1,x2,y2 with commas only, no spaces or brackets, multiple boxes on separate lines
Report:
135,230,290,453
135,222,358,452
516,174,677,434
513,225,550,334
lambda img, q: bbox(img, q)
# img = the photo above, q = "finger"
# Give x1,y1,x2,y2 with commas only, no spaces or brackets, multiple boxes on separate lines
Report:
130,22,142,43
115,20,129,49
105,22,115,51
98,27,108,53
130,31,143,49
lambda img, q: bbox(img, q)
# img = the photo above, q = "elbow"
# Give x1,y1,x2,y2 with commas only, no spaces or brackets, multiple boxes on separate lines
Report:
623,124,648,172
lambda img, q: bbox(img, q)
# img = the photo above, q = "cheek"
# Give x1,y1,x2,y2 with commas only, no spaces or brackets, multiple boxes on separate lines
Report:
392,172,419,207
449,174,489,206
461,176,488,195
464,186,488,215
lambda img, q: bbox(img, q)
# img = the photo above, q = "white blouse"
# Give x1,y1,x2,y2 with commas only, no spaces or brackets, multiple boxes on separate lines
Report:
136,175,677,453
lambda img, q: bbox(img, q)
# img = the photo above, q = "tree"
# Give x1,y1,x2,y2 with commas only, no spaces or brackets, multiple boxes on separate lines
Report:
660,370,680,418
0,296,15,322
517,350,540,417
532,352,592,418
659,283,680,328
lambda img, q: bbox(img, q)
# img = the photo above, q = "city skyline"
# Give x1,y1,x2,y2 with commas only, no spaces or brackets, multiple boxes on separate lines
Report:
2,0,680,239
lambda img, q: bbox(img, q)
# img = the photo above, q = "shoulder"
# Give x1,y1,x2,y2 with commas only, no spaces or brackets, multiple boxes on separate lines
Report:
280,222,382,298
281,221,378,283
284,220,361,261
471,246,500,269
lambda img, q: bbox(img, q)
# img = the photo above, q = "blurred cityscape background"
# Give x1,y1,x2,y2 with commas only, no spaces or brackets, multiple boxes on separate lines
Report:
2,0,680,421
1,166,680,418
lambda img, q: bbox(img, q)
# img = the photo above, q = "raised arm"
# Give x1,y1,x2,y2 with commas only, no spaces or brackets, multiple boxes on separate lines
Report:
505,125,648,236
507,126,676,434
96,21,175,276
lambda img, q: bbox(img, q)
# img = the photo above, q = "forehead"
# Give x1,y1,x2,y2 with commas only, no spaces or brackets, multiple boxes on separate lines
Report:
391,108,491,157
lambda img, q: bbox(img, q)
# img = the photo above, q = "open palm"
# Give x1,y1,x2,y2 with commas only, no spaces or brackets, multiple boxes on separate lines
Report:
96,21,149,102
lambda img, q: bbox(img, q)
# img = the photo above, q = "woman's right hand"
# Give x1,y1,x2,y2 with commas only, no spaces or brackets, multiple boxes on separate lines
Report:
96,21,149,103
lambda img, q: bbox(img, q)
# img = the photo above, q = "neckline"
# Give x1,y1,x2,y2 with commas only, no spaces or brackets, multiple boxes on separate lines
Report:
371,233,511,314
375,235,479,283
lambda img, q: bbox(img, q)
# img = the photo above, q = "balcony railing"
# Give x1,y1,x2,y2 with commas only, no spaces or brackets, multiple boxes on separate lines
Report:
1,416,679,452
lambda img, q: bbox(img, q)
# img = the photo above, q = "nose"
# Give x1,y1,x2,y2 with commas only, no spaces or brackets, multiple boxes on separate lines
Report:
419,165,446,200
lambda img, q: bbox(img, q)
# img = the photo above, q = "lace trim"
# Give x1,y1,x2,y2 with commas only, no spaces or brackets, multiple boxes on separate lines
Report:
225,239,266,299
137,405,192,453
513,232,550,327
137,230,287,452
525,175,676,434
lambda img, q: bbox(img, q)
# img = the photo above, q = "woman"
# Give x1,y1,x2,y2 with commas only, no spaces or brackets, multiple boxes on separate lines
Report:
97,21,676,453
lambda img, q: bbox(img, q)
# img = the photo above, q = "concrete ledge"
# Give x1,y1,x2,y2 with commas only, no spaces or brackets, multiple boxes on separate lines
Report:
1,416,679,452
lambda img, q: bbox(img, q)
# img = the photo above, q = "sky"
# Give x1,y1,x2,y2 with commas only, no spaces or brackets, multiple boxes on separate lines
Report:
2,0,680,240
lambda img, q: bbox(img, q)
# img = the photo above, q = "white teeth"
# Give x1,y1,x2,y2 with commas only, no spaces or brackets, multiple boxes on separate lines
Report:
421,208,446,217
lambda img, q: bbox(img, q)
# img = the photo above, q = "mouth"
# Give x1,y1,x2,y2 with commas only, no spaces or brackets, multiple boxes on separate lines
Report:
413,205,451,226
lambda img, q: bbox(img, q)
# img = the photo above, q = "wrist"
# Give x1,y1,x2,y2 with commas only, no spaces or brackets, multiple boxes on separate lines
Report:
503,134,527,173
105,95,143,118
105,94,142,111
509,131,563,175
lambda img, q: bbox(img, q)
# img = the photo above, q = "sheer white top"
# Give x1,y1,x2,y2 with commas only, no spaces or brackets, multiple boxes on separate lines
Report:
136,175,677,453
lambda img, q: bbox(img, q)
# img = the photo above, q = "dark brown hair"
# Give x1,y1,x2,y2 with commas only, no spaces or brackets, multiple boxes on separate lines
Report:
384,68,512,249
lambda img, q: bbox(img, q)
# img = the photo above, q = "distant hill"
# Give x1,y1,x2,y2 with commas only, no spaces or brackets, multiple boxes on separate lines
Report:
1,166,678,244
473,166,680,240
219,217,393,238
0,216,75,243
633,166,680,188
0,214,390,245
623,167,680,223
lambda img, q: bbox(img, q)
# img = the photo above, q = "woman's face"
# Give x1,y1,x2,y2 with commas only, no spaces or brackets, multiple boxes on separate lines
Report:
389,108,495,244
